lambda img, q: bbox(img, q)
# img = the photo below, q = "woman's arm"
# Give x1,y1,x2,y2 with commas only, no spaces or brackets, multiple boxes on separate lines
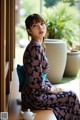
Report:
48,86,64,93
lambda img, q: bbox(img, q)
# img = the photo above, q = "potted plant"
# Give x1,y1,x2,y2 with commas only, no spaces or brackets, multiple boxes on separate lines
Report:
64,49,80,77
42,2,80,83
44,39,67,83
43,2,79,48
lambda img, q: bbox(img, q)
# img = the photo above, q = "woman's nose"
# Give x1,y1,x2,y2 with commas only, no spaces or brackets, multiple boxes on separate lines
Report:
38,24,42,29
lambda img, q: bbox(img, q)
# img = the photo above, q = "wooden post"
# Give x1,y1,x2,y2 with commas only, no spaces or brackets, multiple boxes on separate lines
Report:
0,0,6,112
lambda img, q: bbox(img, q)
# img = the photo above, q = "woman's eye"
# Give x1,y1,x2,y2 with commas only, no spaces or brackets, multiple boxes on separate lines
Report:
41,22,44,25
32,24,36,27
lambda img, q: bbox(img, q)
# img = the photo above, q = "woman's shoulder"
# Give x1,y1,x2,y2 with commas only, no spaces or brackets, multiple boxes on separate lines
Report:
24,41,44,56
28,40,43,51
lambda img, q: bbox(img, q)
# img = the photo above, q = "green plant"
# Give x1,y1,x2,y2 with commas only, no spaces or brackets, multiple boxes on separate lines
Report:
43,2,79,49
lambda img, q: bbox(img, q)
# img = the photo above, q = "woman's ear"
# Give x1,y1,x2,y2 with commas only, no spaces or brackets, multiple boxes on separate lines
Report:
27,29,31,35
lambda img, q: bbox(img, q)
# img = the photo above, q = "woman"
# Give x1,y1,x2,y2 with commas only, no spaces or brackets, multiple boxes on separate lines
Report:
21,13,80,120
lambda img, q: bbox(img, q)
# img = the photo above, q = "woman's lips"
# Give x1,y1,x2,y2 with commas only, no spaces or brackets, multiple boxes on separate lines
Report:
39,31,44,34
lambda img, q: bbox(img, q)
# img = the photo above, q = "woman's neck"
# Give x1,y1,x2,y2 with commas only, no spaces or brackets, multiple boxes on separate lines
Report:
31,38,43,45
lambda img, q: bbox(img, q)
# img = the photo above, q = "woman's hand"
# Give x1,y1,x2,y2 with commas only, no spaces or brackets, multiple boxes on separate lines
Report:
48,86,64,94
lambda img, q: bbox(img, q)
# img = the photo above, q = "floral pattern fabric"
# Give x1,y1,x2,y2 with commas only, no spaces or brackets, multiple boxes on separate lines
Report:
21,40,80,120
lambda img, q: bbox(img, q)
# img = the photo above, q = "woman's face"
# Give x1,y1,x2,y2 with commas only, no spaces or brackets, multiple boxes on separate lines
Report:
28,21,47,40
